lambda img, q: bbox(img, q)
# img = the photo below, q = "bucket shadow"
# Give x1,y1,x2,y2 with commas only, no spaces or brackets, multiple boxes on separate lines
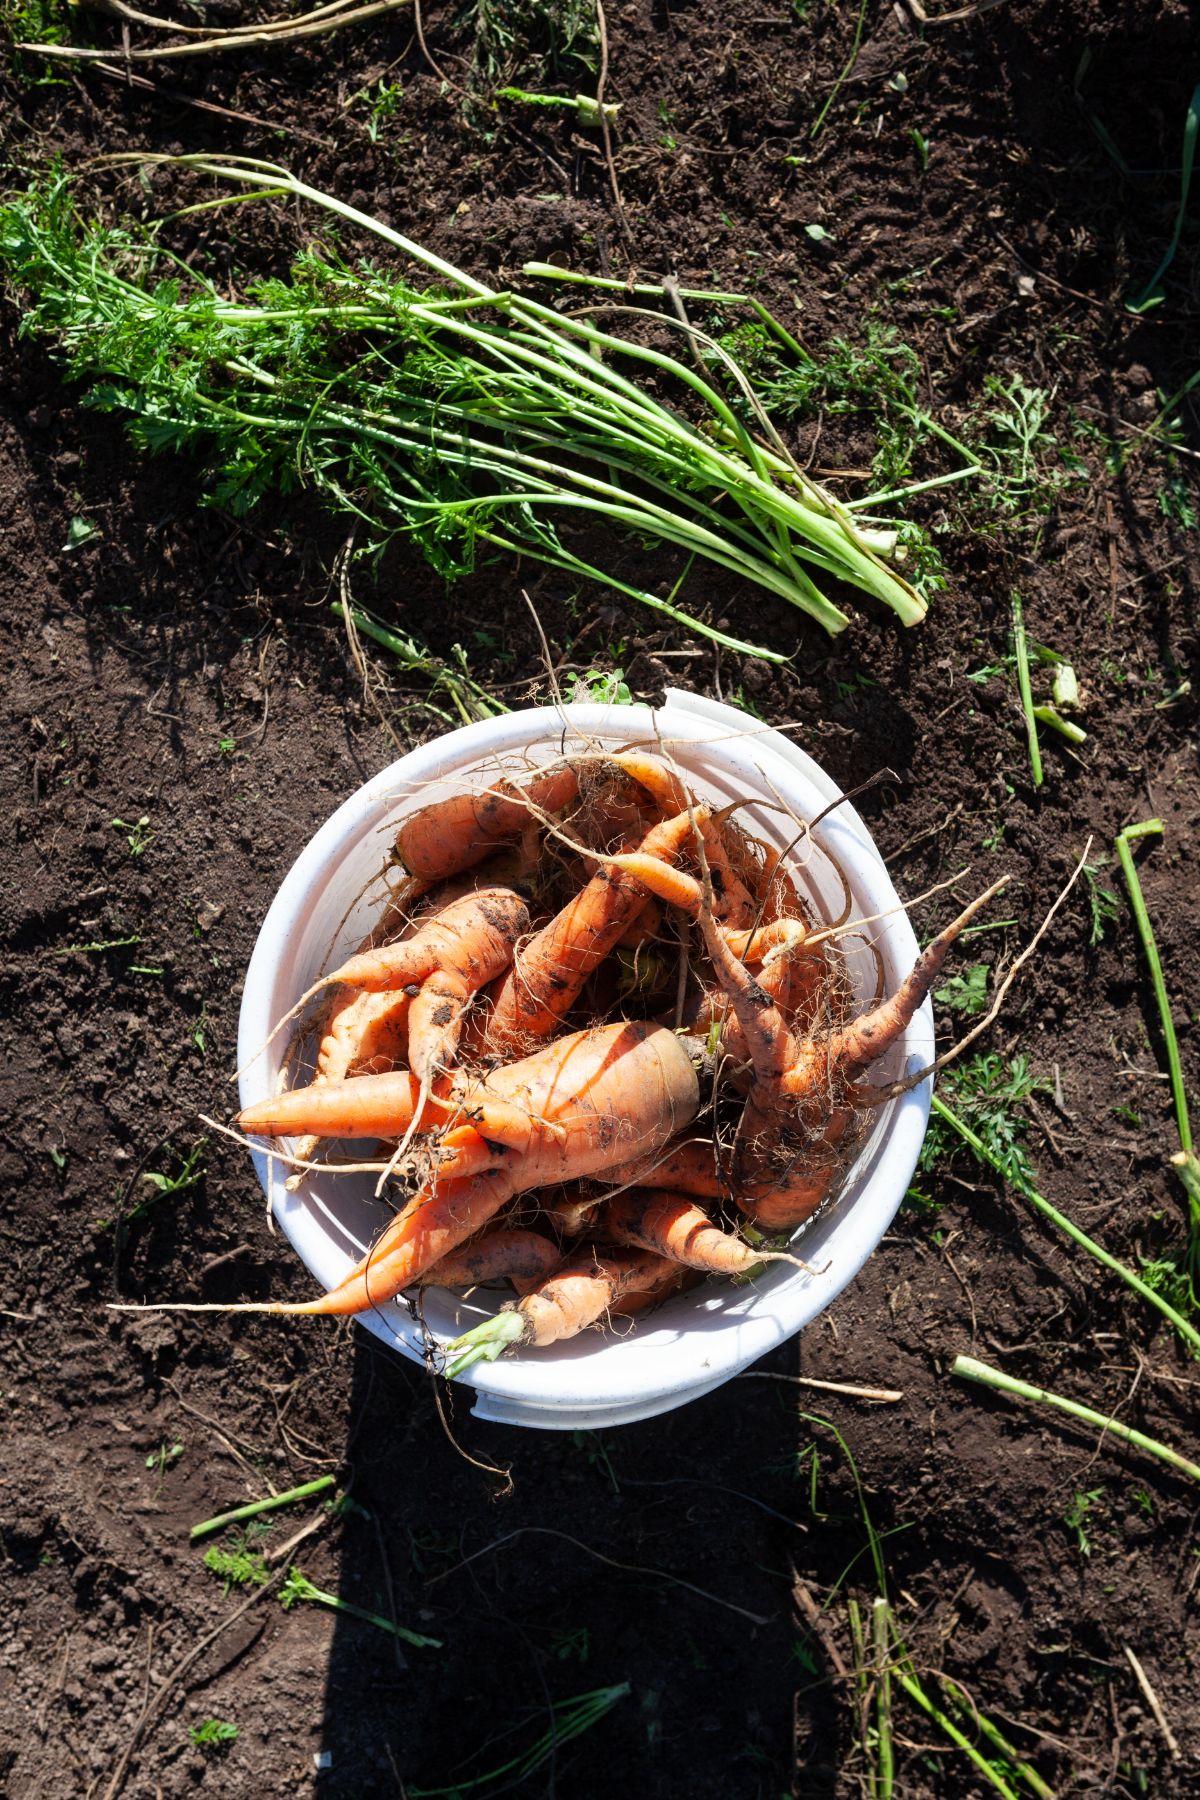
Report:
313,1329,839,1797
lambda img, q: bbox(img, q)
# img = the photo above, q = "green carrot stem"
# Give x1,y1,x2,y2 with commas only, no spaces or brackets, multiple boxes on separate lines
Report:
932,1097,1200,1359
1011,591,1043,787
1031,705,1087,746
189,1474,336,1542
952,1355,1200,1483
444,1309,527,1377
280,1568,442,1647
938,1679,1056,1800
1115,820,1192,1153
893,1667,1021,1800
872,1598,895,1800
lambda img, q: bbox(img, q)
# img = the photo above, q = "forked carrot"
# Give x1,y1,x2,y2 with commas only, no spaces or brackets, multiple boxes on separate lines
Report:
609,751,759,924
242,886,529,1082
778,879,1010,1101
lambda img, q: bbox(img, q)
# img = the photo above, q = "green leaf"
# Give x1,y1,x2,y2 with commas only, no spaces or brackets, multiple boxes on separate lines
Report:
933,963,989,1016
63,516,100,553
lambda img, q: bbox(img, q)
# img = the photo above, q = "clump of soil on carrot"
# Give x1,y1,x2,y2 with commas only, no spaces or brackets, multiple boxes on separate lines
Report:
1,0,1197,1795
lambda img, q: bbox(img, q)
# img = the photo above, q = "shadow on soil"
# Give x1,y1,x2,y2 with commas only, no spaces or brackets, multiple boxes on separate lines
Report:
313,1332,817,1798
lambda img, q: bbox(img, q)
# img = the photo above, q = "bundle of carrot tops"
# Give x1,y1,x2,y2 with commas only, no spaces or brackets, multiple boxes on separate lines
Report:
231,749,988,1374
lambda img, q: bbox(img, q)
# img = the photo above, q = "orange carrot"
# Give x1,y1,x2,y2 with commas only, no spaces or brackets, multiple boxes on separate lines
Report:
483,809,704,1050
418,1227,562,1290
286,987,414,1177
777,881,1008,1102
594,1138,725,1201
444,1246,676,1370
609,751,759,924
738,1161,839,1232
395,764,579,880
601,1189,812,1274
247,886,528,1088
609,1264,700,1317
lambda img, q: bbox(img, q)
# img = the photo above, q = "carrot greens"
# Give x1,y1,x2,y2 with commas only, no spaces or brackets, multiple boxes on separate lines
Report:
0,157,938,661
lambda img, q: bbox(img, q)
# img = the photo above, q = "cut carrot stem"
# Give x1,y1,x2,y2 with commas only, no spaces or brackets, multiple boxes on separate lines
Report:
891,1665,1022,1800
1114,819,1192,1154
1011,590,1043,789
952,1354,1200,1483
190,1474,337,1542
933,1097,1200,1359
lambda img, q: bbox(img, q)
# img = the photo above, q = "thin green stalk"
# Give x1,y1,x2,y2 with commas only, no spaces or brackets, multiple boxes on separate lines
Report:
520,260,813,361
872,1598,895,1800
1115,820,1192,1153
811,0,870,139
1127,81,1200,311
1032,704,1087,746
331,602,504,722
407,1684,629,1798
952,1354,1200,1483
1010,590,1043,787
279,1566,442,1648
939,1679,1056,1800
932,1096,1200,1358
190,1474,336,1542
847,464,981,509
892,1667,1021,1800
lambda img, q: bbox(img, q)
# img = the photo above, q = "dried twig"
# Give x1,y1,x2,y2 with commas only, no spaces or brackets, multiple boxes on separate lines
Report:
738,1371,904,1403
593,0,635,258
1123,1646,1181,1761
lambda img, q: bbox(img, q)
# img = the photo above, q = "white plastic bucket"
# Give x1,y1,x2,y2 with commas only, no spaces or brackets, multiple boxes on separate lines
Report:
237,691,932,1429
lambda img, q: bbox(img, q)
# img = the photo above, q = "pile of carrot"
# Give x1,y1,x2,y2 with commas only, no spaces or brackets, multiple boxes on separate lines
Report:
226,749,991,1374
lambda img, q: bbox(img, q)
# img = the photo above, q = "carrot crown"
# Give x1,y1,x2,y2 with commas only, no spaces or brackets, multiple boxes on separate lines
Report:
443,1309,527,1377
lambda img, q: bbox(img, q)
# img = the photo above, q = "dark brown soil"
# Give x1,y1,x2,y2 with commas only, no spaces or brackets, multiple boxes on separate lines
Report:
2,1,1198,1795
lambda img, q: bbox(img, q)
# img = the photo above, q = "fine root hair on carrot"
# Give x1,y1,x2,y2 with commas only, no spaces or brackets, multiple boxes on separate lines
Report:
373,1072,432,1197
802,866,976,955
862,844,1090,1103
198,1112,401,1179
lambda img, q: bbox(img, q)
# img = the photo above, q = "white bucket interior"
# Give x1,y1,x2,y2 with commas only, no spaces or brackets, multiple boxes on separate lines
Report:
237,692,932,1428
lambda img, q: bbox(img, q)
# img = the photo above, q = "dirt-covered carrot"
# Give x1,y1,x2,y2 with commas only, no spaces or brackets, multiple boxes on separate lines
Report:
245,885,528,1085
417,1226,563,1290
595,1138,725,1201
396,764,579,880
444,1246,676,1372
286,987,414,1177
738,1159,841,1232
482,809,704,1050
777,880,1009,1102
